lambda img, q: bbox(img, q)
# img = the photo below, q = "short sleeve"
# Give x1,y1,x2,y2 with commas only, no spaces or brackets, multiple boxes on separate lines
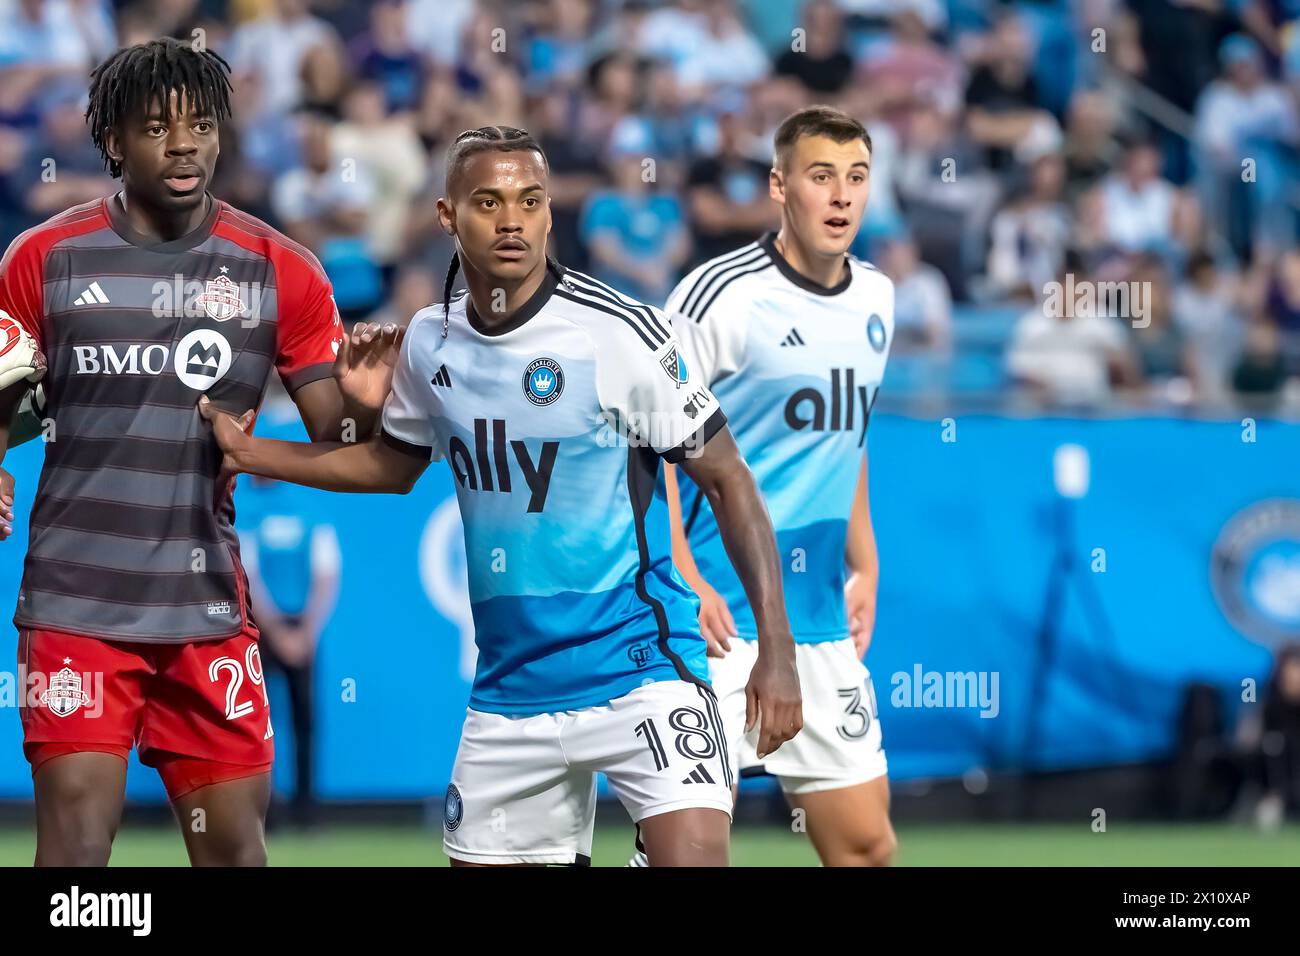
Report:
380,316,441,461
597,310,726,464
0,231,47,349
275,253,346,393
664,273,748,386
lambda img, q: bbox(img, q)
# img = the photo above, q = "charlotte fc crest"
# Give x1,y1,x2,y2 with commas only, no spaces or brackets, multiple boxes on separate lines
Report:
523,357,564,406
195,273,246,322
41,663,90,718
659,346,688,387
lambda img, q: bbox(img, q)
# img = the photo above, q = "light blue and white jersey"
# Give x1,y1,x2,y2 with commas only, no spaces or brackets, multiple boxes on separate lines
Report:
669,232,894,645
380,265,725,716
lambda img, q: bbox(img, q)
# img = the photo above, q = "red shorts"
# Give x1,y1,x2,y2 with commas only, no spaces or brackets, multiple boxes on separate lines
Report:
18,627,274,800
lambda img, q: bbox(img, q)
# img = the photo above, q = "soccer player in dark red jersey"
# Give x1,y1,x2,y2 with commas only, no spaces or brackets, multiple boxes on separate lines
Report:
0,38,401,866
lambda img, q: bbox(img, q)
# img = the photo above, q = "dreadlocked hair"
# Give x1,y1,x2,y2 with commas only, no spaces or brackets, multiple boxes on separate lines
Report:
86,37,233,179
442,126,554,318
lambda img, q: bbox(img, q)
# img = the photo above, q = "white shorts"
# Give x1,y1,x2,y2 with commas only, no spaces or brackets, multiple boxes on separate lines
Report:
443,680,733,865
711,637,888,795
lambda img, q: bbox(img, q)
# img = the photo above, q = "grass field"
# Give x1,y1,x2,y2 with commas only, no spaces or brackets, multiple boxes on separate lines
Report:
1,822,1297,866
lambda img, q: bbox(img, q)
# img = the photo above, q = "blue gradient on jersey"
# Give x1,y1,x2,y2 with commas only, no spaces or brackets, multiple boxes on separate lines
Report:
432,347,709,714
672,370,866,644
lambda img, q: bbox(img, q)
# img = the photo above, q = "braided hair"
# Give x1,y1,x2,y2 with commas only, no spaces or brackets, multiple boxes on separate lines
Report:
86,37,233,179
441,126,559,322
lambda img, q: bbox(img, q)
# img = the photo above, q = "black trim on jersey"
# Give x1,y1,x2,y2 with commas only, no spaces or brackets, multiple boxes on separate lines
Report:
554,287,659,351
626,443,711,692
676,251,764,321
380,428,433,460
561,270,670,345
465,266,559,337
759,231,852,296
679,242,762,317
660,407,727,464
693,259,776,324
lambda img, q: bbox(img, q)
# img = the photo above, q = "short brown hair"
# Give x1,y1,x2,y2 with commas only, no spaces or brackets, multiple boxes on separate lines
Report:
773,105,871,170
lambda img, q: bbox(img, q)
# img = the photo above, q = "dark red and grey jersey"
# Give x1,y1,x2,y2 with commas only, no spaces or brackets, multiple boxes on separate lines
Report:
0,196,344,643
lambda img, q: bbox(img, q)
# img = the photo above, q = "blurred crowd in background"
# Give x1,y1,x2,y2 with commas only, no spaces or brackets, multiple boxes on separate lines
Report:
1,0,1299,412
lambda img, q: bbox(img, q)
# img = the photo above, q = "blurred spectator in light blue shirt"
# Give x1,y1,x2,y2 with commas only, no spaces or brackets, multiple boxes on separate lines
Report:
271,109,381,319
0,0,114,125
1193,34,1300,259
580,130,692,307
525,0,595,93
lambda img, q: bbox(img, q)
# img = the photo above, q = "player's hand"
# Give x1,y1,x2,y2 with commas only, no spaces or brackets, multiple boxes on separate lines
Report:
845,571,876,659
197,395,256,492
334,321,405,414
0,466,15,541
693,578,737,658
744,644,802,759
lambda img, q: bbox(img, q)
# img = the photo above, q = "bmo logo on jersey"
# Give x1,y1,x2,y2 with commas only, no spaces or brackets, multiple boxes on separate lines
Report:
71,330,233,391
784,368,877,446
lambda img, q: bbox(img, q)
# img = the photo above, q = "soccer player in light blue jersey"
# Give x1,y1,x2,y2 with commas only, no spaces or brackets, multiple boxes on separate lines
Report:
200,126,802,866
648,106,899,866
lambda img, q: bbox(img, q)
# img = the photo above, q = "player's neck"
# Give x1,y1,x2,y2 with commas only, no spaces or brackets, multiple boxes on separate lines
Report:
462,258,551,332
114,190,212,244
773,227,848,290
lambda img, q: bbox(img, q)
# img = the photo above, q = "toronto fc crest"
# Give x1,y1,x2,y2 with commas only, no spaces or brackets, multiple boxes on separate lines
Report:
41,664,90,717
195,273,246,322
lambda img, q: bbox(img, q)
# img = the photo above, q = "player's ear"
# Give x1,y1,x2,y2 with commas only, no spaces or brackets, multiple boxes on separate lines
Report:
104,129,123,167
769,166,784,204
435,197,455,237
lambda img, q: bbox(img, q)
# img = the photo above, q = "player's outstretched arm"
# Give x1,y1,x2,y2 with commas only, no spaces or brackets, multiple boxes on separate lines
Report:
678,428,802,758
199,394,429,494
663,463,738,657
845,453,879,659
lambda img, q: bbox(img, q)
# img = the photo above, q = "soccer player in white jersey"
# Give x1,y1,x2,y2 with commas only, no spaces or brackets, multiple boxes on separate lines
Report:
647,106,898,866
199,126,802,866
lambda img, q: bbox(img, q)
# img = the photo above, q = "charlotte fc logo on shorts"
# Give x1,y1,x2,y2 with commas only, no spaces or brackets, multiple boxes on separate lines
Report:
444,783,463,831
867,313,887,353
659,346,688,387
523,357,564,406
1211,499,1300,646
